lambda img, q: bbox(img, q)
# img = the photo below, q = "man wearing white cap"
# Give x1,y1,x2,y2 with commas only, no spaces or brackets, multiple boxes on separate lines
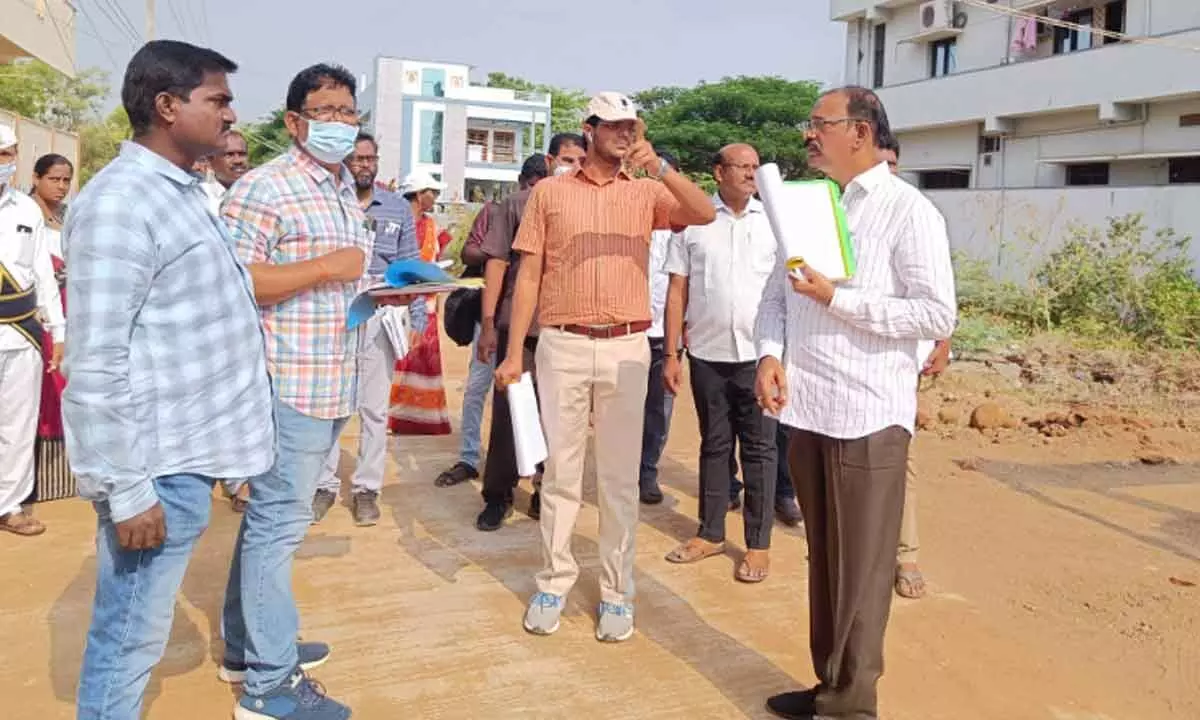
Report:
495,91,715,642
0,123,64,536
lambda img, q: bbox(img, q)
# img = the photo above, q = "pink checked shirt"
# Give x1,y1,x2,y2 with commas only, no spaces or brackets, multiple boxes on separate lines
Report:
222,146,372,419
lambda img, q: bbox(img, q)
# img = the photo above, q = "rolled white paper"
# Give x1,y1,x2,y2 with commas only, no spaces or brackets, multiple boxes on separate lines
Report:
507,372,548,477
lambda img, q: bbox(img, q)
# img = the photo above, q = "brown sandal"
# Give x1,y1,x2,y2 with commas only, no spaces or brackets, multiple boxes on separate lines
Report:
665,538,725,564
434,462,479,488
0,511,46,536
735,551,770,583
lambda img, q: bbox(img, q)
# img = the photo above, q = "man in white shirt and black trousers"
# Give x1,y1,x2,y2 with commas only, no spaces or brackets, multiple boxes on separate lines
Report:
662,143,779,583
756,87,956,719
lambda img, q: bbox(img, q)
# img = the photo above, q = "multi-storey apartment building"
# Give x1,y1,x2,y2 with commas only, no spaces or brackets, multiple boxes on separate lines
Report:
832,0,1200,270
360,57,552,202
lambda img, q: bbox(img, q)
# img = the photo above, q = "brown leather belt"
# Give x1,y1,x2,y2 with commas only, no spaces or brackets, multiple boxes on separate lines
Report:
555,321,650,340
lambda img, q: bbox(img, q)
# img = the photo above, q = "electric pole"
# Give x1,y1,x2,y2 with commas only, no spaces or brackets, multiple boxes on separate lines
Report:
145,0,156,41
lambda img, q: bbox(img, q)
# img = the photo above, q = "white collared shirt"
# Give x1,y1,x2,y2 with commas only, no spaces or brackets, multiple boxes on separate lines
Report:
755,162,957,438
200,179,225,216
666,194,777,363
0,185,64,349
647,229,674,338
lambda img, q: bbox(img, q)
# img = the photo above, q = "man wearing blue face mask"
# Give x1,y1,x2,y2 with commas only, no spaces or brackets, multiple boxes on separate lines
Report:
218,63,370,720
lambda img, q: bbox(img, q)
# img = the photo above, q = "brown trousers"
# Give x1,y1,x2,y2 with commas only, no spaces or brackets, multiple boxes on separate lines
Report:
788,426,910,718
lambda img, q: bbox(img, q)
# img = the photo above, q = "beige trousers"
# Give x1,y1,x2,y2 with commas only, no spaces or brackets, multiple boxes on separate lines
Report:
898,444,919,564
534,328,650,605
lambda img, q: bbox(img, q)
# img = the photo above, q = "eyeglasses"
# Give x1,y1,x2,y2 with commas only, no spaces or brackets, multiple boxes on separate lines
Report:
347,154,379,164
721,162,760,173
797,117,865,133
302,105,360,123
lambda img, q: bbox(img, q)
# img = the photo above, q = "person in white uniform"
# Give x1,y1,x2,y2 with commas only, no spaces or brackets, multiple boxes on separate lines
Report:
0,123,65,536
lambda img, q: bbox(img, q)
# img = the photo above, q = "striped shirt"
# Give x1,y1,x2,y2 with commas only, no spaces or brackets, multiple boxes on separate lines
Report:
62,142,275,523
222,146,372,419
364,188,418,280
755,161,957,438
512,167,678,327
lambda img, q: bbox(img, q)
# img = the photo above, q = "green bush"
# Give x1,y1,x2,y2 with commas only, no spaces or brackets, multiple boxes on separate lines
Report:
953,213,1200,351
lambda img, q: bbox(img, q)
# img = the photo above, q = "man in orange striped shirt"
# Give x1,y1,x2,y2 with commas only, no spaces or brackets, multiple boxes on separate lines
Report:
495,92,715,642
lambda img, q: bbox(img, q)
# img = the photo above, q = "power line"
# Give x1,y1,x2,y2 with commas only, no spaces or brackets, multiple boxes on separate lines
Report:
103,0,143,46
166,0,190,38
959,0,1200,53
92,0,141,47
77,4,123,71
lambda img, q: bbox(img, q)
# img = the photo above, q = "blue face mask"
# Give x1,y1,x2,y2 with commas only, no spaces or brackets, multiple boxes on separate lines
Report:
303,120,358,164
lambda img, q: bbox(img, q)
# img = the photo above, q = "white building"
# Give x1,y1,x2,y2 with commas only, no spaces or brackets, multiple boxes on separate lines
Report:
360,57,552,202
831,0,1200,272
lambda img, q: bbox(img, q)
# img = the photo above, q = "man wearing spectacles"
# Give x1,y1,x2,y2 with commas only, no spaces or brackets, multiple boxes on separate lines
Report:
661,143,781,583
757,87,957,720
218,63,371,720
312,131,424,528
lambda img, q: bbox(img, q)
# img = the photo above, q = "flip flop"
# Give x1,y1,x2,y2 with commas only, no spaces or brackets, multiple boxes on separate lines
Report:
434,462,479,488
735,553,770,583
895,566,927,599
665,539,725,564
0,511,46,536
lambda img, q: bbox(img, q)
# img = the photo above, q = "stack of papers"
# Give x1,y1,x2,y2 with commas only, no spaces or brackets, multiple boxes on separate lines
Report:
754,163,857,282
347,259,480,329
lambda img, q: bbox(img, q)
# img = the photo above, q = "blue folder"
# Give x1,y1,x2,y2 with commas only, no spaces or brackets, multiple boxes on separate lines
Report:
346,259,454,330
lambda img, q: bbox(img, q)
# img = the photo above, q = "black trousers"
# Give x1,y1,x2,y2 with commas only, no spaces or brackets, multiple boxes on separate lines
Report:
688,356,777,549
481,330,541,506
788,425,909,718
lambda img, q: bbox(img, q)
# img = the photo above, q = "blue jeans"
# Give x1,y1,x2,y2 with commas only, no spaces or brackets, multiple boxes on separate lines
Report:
221,399,346,696
77,473,216,720
458,323,494,468
639,338,674,490
731,424,796,502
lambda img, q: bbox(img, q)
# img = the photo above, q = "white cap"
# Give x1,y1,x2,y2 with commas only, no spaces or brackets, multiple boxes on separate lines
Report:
399,171,446,195
0,124,16,151
585,92,638,122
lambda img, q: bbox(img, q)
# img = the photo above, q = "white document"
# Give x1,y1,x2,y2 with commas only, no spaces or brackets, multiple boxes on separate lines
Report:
754,163,855,282
379,306,412,359
507,372,548,477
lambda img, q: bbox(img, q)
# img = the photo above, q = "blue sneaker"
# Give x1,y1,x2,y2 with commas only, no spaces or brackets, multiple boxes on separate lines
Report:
234,668,350,720
596,601,634,642
220,641,331,684
522,592,565,635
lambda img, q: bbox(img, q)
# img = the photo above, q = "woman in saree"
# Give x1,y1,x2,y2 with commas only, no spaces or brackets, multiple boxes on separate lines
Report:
389,173,453,435
30,154,72,500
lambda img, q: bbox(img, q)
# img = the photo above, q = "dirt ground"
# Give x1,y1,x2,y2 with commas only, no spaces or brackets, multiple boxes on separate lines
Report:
1,337,1197,719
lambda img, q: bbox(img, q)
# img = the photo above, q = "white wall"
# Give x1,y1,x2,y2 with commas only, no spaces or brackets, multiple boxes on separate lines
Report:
927,186,1200,279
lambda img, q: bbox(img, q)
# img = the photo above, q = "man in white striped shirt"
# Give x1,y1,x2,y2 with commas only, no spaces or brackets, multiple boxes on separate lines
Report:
757,87,956,720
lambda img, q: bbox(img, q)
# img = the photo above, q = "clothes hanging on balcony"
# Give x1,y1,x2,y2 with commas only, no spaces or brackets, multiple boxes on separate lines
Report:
1011,16,1039,53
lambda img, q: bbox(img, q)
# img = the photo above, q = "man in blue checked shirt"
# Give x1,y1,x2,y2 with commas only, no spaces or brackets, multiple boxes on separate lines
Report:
64,41,277,720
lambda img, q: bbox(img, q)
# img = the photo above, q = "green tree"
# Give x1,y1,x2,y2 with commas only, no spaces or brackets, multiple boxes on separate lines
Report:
240,109,291,167
634,76,821,181
486,72,588,138
78,107,131,185
0,61,109,131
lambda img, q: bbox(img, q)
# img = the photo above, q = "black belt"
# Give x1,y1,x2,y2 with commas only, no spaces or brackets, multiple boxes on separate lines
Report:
0,261,44,350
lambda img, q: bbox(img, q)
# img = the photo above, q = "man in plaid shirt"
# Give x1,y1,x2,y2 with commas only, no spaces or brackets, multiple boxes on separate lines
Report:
65,41,276,720
217,63,372,720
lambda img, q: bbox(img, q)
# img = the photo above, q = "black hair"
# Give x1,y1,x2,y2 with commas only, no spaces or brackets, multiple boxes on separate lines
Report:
880,131,900,158
823,85,893,149
656,149,680,172
122,40,238,136
34,153,73,177
548,132,585,157
355,131,377,151
285,63,356,114
518,153,549,183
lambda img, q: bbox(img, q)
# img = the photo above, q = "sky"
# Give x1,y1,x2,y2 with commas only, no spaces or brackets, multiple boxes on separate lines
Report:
77,0,847,124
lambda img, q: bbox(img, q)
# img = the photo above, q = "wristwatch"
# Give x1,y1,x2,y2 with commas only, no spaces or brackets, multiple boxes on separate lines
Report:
655,157,670,180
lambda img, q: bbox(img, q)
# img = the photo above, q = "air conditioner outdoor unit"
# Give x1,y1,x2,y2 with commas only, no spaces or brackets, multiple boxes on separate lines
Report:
919,0,954,31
